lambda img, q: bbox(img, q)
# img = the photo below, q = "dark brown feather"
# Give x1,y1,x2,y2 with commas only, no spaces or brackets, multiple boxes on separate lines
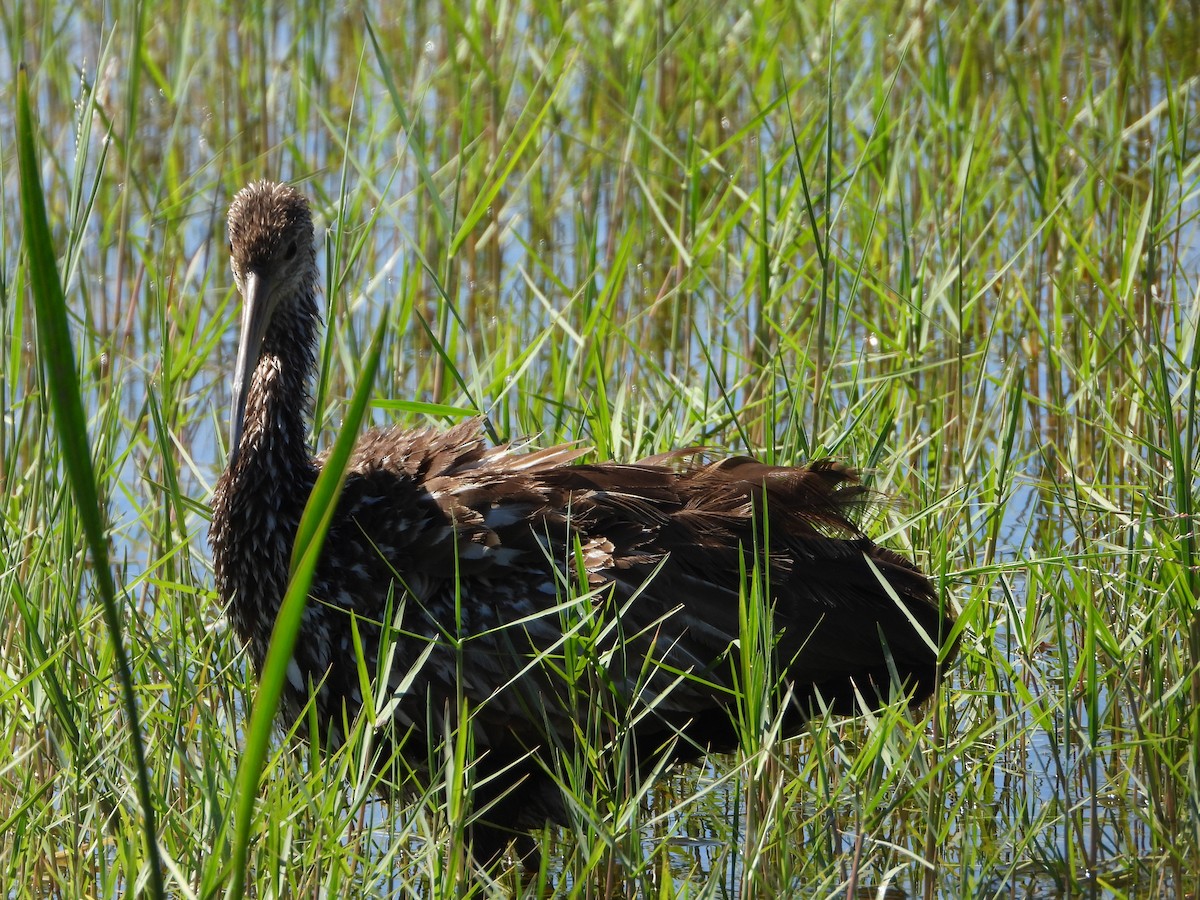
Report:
210,181,958,864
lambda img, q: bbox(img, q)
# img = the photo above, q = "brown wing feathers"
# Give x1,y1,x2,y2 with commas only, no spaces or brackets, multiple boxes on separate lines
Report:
347,423,945,714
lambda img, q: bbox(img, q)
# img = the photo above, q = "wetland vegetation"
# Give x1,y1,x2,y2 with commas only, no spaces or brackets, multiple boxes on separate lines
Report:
3,1,1199,896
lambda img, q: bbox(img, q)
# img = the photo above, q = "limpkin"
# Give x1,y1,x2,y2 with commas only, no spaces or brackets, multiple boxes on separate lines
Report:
210,180,957,864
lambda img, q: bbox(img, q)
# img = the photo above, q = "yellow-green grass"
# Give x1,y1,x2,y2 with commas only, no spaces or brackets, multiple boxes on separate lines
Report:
3,2,1198,897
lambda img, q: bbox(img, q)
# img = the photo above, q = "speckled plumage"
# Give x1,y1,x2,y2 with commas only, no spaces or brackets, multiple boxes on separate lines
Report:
210,181,957,863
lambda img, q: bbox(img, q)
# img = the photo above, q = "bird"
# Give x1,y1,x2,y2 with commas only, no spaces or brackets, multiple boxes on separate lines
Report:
210,180,957,866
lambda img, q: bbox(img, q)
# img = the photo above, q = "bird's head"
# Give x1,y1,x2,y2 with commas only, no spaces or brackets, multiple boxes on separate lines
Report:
226,180,316,462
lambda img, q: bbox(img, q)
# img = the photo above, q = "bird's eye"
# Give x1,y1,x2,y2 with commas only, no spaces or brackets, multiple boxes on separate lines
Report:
228,241,234,256
285,241,297,260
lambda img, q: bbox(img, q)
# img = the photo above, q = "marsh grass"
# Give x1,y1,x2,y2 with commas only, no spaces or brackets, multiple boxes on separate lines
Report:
3,1,1200,896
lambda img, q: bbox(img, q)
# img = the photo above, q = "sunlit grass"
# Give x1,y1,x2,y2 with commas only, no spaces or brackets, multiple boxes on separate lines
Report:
3,1,1199,897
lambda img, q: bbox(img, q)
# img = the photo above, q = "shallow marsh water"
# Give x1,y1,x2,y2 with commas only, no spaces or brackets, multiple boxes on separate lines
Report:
2,2,1199,897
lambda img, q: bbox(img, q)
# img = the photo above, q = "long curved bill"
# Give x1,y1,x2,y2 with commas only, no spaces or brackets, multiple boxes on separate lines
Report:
229,270,273,464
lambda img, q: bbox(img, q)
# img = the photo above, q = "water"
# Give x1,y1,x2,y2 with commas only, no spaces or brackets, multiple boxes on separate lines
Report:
4,2,1199,895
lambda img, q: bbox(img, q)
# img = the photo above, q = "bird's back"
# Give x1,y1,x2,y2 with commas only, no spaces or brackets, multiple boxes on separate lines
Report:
289,419,951,771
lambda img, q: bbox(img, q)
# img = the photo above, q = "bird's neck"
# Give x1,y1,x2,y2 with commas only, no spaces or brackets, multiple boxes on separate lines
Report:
233,289,320,483
212,287,320,651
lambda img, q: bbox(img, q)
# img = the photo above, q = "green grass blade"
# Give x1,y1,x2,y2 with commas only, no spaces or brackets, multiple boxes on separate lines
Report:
15,64,165,900
224,310,388,899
